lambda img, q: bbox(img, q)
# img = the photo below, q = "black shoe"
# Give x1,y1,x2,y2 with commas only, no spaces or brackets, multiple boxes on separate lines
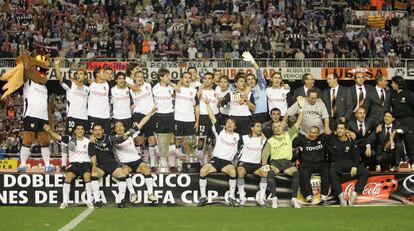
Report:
197,197,208,207
93,201,103,208
60,166,66,172
229,198,236,207
118,199,127,208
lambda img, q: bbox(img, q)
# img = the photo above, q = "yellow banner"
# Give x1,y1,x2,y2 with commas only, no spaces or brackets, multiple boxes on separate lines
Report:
0,160,18,170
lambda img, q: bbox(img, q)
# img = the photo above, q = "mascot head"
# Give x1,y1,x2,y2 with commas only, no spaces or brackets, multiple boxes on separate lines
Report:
0,51,50,99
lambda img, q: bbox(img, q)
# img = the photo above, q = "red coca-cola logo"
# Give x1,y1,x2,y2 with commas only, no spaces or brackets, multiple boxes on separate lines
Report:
341,175,398,204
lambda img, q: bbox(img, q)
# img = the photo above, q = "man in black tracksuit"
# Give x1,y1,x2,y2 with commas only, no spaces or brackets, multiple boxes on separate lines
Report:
327,122,369,207
296,126,330,204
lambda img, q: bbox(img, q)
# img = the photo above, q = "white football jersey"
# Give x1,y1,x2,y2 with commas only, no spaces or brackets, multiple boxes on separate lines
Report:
111,85,132,120
212,125,240,161
153,83,174,114
266,87,289,115
114,136,141,163
199,89,219,115
190,81,201,88
174,87,198,122
61,80,89,120
228,91,253,116
239,135,266,164
215,86,230,115
61,136,91,163
88,82,111,118
23,80,48,120
131,82,155,115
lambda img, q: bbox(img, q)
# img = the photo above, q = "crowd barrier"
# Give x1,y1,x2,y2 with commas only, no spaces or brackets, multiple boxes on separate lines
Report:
1,172,414,207
1,59,414,81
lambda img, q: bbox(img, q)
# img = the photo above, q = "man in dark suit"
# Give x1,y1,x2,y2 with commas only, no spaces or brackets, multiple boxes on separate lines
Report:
347,108,377,170
366,75,391,124
375,111,405,171
322,73,352,131
293,73,321,99
349,71,374,120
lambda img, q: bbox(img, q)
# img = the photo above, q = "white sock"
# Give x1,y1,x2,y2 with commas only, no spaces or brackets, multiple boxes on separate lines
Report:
135,145,141,155
19,146,31,166
199,178,207,198
41,147,51,166
117,181,127,203
126,177,135,195
229,179,236,199
149,146,157,167
143,146,149,163
61,146,67,167
85,182,93,203
259,177,267,199
237,178,245,197
91,180,100,202
148,145,157,167
168,144,176,167
145,176,154,195
63,183,70,204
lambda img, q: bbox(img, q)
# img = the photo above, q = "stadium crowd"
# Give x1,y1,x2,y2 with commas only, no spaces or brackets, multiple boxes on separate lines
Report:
0,0,414,60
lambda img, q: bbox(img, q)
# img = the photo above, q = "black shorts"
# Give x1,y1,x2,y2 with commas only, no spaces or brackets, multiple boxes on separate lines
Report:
198,115,213,137
23,116,48,133
209,157,233,172
175,121,195,136
122,159,145,171
251,112,269,124
67,162,91,177
133,113,156,137
112,118,133,131
231,116,251,135
238,162,261,175
97,162,120,175
271,159,294,172
88,116,111,134
66,117,89,135
155,113,175,133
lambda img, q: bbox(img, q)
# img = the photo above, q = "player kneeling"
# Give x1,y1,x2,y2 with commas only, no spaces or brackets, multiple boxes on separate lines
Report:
89,123,131,208
43,124,93,209
197,98,239,207
113,107,158,204
237,121,268,207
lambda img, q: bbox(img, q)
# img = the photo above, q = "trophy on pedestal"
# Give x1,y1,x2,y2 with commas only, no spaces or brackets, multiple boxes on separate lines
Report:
154,133,173,173
181,135,201,173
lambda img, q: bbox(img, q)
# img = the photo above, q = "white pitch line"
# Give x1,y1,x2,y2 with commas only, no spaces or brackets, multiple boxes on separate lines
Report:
58,208,94,231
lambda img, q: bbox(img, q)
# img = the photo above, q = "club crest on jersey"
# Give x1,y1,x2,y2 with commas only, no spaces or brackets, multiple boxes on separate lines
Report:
68,128,73,132
318,141,321,144
84,145,87,149
31,123,35,128
146,86,149,90
282,93,286,98
401,97,406,103
103,143,106,147
103,86,106,90
345,146,350,152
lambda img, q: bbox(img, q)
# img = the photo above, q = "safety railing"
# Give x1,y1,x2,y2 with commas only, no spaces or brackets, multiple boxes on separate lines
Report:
0,58,413,69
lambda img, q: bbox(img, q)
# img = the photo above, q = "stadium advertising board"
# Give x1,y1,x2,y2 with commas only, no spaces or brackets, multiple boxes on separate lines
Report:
0,66,413,81
1,173,413,207
321,68,389,80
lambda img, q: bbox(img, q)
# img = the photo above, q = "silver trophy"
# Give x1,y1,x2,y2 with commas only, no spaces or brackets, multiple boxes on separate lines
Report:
155,133,173,173
181,135,202,173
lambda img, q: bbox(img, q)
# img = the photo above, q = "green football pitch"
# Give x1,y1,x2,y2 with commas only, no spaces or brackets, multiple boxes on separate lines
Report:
1,206,413,231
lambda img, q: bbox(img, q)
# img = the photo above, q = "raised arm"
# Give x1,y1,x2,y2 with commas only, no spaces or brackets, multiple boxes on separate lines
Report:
53,57,63,82
202,97,217,125
135,107,157,130
293,96,305,130
43,124,62,142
